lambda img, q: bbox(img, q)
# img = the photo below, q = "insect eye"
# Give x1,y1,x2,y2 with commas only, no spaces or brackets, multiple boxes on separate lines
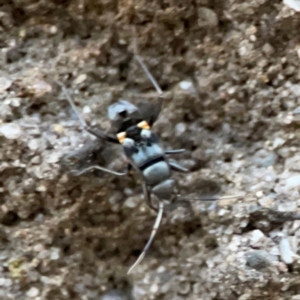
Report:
137,120,150,130
117,131,126,143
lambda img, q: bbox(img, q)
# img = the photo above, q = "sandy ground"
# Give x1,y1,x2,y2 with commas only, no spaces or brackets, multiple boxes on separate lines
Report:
1,0,300,299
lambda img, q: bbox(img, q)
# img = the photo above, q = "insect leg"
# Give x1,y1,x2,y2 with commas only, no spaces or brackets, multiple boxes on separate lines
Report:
57,81,119,144
169,161,189,173
75,164,130,177
127,201,164,274
165,149,186,155
142,182,158,212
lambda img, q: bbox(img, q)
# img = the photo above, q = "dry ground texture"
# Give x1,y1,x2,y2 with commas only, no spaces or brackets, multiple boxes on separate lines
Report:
1,0,300,299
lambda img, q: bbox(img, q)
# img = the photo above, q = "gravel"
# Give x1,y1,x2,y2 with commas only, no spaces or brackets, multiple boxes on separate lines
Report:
1,0,300,299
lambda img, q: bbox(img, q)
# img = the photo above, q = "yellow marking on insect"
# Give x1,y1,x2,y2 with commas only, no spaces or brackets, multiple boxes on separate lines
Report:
137,120,150,130
117,132,126,143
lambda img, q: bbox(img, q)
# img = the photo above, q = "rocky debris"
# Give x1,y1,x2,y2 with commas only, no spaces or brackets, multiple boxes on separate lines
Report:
0,0,300,299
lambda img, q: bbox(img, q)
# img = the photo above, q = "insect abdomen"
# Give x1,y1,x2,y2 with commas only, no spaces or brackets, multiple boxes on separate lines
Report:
142,160,171,186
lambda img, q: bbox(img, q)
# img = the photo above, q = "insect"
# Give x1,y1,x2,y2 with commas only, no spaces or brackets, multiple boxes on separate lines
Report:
58,51,224,274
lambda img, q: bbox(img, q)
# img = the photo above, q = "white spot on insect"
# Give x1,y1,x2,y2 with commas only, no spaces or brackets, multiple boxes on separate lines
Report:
141,129,151,139
123,138,135,148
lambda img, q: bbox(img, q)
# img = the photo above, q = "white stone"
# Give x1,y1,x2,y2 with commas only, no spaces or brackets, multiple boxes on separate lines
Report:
83,105,91,114
74,74,87,85
0,123,22,139
250,229,265,245
179,80,193,91
286,175,300,189
46,152,60,163
0,76,12,93
26,287,39,298
280,238,294,264
273,137,285,149
124,196,140,208
28,139,40,151
284,0,300,11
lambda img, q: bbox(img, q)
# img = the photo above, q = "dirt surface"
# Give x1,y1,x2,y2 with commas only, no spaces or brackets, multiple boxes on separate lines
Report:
1,0,300,299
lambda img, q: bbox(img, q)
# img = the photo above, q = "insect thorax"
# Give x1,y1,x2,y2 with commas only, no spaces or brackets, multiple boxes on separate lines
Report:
123,128,171,186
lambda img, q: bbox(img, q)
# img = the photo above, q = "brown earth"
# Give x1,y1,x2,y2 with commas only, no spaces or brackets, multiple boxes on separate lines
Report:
1,0,300,299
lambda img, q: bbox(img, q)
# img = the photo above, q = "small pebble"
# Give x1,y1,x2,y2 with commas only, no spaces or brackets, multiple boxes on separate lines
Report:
252,149,277,167
9,97,21,107
123,196,140,208
26,287,39,298
83,105,91,114
37,250,49,260
36,185,47,192
149,283,159,294
50,248,60,260
0,278,6,286
255,191,263,198
33,244,44,252
197,7,218,28
30,80,52,97
52,124,64,134
262,43,274,55
293,106,300,115
245,25,257,35
250,229,264,245
284,0,300,11
0,76,13,93
258,197,273,208
245,250,271,270
46,153,60,164
175,123,187,137
49,25,57,35
177,281,191,295
0,123,22,139
280,238,294,264
74,74,87,85
28,139,40,151
285,175,300,190
278,201,297,212
273,137,285,149
179,81,193,91
238,294,251,300
102,290,128,300
278,261,288,273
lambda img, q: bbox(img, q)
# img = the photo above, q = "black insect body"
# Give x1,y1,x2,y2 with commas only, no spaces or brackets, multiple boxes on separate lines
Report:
110,100,190,206
59,54,217,274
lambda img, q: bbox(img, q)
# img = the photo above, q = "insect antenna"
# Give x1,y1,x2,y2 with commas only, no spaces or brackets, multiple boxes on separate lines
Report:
57,81,88,129
134,54,163,96
57,81,119,143
127,201,164,275
132,28,163,97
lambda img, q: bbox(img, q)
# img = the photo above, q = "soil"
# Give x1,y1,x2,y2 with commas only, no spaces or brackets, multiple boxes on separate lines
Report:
1,0,300,299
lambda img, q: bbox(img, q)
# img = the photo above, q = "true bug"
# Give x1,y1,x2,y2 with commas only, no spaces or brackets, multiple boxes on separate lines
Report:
58,51,231,274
